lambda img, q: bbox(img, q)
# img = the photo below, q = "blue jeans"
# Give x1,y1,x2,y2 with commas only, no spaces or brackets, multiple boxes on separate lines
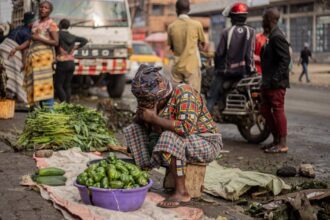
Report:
299,62,310,82
40,98,54,110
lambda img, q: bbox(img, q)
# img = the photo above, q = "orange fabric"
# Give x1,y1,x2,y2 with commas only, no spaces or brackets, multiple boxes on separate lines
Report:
255,33,267,75
32,18,58,40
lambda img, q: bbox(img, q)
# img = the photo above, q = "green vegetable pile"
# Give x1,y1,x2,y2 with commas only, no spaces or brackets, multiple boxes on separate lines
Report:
77,153,149,189
17,103,119,152
32,167,67,186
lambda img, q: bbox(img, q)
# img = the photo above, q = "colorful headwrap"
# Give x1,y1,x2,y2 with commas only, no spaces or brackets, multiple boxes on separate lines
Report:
131,64,172,108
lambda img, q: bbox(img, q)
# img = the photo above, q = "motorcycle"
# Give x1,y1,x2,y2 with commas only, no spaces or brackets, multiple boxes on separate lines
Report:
201,65,271,144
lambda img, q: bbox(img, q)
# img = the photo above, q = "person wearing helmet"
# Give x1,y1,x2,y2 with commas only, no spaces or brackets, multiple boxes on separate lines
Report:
206,2,256,112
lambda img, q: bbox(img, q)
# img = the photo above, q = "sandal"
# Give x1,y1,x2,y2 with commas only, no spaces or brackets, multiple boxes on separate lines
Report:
157,198,191,208
261,142,276,150
264,145,288,153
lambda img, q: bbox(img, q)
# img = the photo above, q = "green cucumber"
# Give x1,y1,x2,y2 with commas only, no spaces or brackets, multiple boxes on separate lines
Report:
37,167,65,176
33,175,67,186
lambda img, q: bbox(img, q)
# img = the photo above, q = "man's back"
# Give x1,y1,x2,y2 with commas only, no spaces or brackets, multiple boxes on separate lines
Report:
214,24,256,76
168,15,205,92
8,25,31,45
168,15,205,74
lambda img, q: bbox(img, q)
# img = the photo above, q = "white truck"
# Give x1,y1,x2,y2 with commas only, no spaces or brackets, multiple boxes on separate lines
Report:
11,0,132,98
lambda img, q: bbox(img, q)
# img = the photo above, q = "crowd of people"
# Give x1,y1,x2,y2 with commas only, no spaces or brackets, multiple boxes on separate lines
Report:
0,0,87,109
165,0,291,155
125,0,294,208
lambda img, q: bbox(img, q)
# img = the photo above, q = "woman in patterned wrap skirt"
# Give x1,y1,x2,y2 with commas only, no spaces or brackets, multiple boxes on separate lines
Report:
124,64,223,208
9,1,58,108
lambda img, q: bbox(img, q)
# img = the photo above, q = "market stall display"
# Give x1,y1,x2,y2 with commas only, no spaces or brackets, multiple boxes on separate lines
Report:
77,153,149,189
17,103,119,151
75,153,152,212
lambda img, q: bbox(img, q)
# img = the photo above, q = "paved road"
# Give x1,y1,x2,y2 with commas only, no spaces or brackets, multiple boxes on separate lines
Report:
219,84,330,184
0,83,329,219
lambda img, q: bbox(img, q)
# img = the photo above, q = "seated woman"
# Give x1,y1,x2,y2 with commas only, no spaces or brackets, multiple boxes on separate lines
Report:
124,64,223,208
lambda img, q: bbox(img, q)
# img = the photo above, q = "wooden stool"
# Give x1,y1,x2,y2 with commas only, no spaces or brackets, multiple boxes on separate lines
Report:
163,162,207,198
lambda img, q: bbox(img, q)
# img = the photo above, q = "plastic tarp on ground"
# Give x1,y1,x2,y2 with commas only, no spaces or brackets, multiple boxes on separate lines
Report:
22,148,204,220
204,161,291,201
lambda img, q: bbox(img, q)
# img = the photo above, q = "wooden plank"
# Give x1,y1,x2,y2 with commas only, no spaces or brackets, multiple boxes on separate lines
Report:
185,164,207,198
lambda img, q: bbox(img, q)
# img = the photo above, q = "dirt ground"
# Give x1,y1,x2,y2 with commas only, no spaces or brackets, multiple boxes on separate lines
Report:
0,114,64,220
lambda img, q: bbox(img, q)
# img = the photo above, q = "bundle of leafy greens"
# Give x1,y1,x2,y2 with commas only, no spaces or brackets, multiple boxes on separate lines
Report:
17,103,119,152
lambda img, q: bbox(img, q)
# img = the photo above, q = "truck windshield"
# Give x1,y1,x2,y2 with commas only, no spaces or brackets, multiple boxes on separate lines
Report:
51,0,128,27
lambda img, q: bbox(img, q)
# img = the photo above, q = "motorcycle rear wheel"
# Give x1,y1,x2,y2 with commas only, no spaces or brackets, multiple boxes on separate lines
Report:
237,114,271,144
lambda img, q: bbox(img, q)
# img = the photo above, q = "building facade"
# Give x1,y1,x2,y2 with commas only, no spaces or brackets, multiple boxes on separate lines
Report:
0,0,12,23
128,0,211,41
190,0,330,63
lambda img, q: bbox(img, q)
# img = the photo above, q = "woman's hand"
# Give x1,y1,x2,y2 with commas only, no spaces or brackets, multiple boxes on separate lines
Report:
8,48,17,58
134,108,144,124
141,107,157,124
32,33,42,42
69,45,79,55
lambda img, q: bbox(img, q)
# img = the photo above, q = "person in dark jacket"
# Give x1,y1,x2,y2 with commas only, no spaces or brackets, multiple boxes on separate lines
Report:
298,43,314,83
206,2,255,112
260,7,290,153
54,19,87,103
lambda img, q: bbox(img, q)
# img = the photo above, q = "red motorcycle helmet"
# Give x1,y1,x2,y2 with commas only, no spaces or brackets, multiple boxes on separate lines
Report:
222,2,248,17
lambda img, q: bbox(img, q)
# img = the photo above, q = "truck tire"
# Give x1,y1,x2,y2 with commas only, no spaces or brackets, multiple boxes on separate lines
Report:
107,74,126,98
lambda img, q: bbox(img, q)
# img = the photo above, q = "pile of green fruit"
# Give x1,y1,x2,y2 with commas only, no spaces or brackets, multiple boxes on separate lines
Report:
32,167,67,186
77,153,149,189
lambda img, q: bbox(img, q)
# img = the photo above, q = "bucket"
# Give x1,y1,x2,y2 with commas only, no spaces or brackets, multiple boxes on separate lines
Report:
0,99,15,119
74,181,92,205
87,158,135,167
74,179,153,212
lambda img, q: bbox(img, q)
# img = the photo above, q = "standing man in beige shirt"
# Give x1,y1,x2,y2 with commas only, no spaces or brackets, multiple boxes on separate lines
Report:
168,0,206,93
